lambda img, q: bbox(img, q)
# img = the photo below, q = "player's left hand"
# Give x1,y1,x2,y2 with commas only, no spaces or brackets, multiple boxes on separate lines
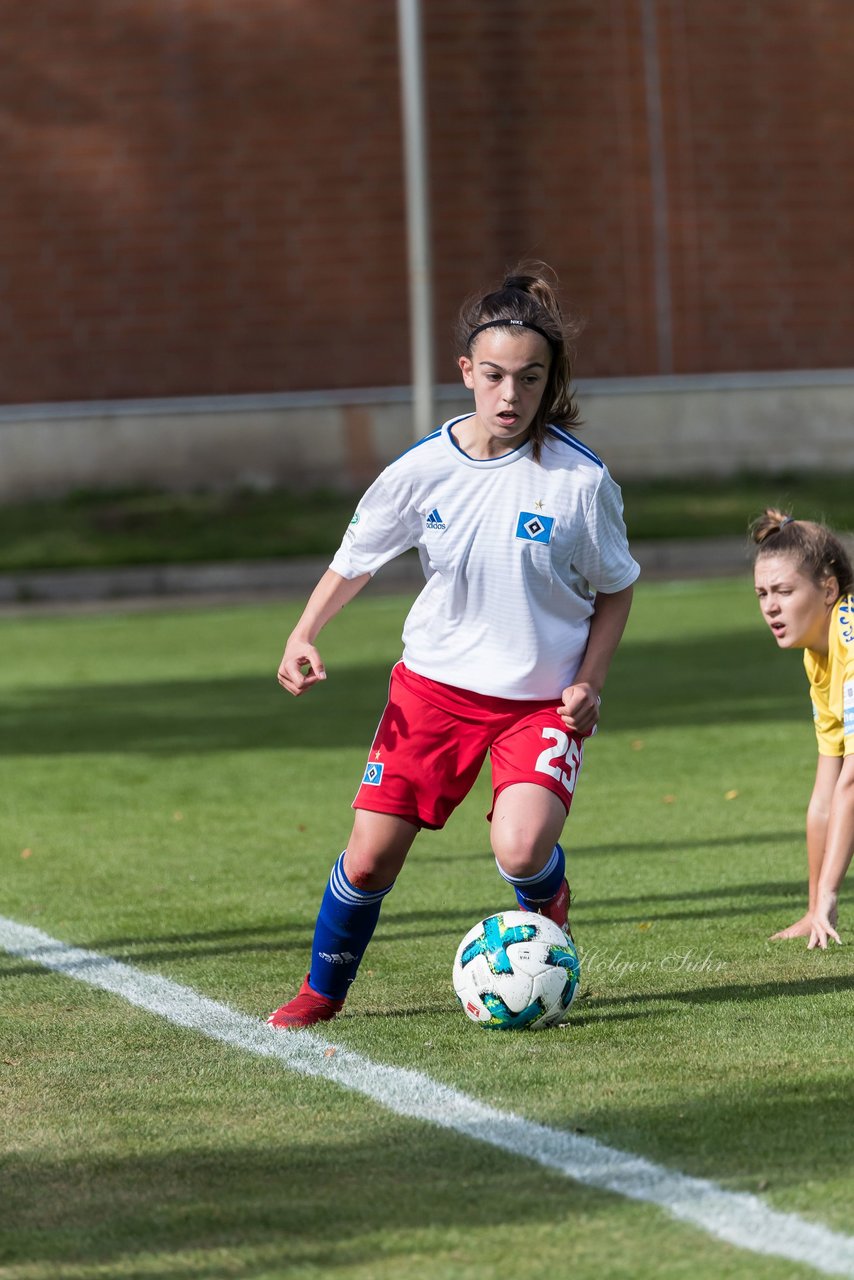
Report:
769,913,812,940
807,890,841,950
557,682,601,737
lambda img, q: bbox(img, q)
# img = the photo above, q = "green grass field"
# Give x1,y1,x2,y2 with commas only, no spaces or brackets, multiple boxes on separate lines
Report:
0,469,852,570
2,578,853,1280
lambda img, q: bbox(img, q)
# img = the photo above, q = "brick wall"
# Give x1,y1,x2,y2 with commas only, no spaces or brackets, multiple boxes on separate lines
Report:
660,1,854,373
1,0,852,405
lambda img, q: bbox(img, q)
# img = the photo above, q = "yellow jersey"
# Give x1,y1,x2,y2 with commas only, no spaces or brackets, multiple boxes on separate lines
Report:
804,594,854,757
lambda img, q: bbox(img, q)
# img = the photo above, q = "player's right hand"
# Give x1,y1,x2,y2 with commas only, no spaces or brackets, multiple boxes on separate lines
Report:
277,640,326,696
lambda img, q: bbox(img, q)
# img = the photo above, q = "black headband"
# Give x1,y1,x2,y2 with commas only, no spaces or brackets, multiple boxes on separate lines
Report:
466,318,555,348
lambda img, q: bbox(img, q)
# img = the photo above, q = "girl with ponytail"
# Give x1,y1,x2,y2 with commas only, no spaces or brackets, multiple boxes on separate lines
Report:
266,263,639,1028
753,509,854,948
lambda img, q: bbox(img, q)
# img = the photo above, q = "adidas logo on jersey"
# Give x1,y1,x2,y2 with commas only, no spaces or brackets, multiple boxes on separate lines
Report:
425,507,446,531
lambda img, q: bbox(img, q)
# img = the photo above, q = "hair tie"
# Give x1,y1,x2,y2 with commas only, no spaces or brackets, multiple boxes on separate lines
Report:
779,516,794,528
467,318,554,348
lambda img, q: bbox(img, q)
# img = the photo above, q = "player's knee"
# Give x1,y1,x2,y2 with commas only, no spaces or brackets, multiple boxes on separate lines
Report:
492,834,545,880
342,846,404,892
343,851,382,890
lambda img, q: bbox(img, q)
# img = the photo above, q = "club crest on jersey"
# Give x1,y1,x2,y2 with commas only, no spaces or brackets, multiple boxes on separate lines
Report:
425,508,446,532
515,511,555,544
362,761,384,786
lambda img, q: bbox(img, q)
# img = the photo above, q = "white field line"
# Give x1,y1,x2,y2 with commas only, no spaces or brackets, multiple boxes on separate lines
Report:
3,915,853,1279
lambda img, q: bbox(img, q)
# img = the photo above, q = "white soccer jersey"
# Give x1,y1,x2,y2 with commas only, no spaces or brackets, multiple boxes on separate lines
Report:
330,415,640,699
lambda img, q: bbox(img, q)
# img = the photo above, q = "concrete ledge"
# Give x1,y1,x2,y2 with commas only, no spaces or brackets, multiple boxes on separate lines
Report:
1,369,853,499
0,553,425,608
5,531,854,611
0,538,758,610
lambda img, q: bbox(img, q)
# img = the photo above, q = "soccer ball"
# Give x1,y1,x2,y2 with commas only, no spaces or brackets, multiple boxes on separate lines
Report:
452,910,581,1030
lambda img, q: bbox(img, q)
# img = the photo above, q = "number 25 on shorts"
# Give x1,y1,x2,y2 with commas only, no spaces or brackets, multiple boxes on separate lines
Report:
535,728,582,796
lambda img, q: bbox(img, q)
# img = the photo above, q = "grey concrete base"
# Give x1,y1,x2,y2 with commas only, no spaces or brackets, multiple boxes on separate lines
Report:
2,368,854,501
0,538,760,612
0,552,425,609
633,536,753,579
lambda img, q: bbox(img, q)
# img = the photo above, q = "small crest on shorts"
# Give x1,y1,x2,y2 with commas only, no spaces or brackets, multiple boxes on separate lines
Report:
515,511,555,544
362,761,384,786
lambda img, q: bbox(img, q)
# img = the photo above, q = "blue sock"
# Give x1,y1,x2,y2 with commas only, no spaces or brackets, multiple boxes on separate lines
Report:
496,842,566,910
308,852,395,1000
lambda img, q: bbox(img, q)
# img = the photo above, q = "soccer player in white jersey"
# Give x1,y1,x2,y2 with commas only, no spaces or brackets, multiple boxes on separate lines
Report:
268,265,640,1028
753,509,854,949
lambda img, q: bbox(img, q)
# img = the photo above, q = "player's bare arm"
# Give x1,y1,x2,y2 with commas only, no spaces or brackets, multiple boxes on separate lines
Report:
771,754,840,939
808,754,854,949
558,585,633,734
278,568,371,696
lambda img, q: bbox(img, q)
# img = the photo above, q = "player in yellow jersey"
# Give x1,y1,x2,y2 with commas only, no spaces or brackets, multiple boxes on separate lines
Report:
752,509,854,949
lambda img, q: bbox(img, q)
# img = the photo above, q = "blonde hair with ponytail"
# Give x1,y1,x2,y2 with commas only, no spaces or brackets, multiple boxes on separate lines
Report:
751,508,853,596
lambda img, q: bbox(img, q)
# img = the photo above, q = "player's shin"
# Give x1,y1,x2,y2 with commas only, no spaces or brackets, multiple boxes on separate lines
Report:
308,850,395,999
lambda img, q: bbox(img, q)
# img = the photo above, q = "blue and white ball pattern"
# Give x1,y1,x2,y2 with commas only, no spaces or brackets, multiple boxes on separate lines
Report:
453,911,581,1029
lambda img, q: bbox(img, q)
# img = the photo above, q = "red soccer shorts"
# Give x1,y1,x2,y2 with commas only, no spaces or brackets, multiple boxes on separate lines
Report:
353,663,585,830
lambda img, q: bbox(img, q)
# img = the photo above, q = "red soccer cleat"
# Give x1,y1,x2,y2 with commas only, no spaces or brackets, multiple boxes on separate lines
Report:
267,975,345,1029
521,877,574,942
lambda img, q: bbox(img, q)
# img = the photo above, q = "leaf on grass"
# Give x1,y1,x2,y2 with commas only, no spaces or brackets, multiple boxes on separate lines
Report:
724,789,739,800
173,811,184,821
631,740,645,751
662,794,676,804
324,1046,337,1059
637,922,653,931
20,848,32,859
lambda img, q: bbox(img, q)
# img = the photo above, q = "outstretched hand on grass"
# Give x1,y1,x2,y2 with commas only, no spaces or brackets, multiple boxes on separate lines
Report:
769,914,813,941
807,891,841,950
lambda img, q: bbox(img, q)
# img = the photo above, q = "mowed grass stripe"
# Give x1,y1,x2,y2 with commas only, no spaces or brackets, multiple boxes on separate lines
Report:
3,915,854,1280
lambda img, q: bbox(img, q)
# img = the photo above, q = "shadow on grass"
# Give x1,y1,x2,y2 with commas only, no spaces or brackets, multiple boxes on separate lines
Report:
1,1080,851,1278
0,863,812,982
1,628,805,757
0,668,389,757
0,906,484,980
80,905,488,953
0,1131,612,1274
572,833,803,858
572,1078,854,1189
580,971,854,1019
578,877,807,925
